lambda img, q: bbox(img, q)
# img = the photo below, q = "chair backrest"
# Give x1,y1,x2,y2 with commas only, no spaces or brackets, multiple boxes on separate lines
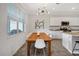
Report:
35,39,45,49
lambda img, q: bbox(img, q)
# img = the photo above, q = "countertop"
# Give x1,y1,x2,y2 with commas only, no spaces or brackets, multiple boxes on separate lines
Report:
64,31,79,36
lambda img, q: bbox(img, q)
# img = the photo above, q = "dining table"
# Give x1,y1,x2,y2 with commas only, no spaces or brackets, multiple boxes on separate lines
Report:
26,32,52,56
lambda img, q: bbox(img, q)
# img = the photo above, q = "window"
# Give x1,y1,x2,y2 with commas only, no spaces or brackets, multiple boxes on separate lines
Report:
18,21,24,32
7,4,25,35
9,19,17,35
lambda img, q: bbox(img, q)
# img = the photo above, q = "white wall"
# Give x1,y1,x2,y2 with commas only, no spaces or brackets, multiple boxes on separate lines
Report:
28,15,79,32
50,16,79,26
0,4,29,56
28,15,50,32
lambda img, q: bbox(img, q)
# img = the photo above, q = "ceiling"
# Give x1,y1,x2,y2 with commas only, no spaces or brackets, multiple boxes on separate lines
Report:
21,3,79,16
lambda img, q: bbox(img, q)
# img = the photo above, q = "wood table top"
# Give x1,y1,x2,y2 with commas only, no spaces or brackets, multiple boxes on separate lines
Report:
27,32,51,42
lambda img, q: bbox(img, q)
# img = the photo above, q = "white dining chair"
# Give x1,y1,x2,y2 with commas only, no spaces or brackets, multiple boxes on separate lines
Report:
34,39,46,56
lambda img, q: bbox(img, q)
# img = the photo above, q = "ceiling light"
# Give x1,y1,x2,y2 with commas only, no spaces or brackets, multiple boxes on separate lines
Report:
72,7,75,10
37,7,49,16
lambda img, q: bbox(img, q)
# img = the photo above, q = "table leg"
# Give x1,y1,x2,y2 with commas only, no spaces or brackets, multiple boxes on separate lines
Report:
27,42,31,56
48,41,51,56
27,41,29,56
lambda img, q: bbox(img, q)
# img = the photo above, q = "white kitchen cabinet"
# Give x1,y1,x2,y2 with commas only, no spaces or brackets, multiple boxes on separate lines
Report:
62,32,79,54
62,33,72,53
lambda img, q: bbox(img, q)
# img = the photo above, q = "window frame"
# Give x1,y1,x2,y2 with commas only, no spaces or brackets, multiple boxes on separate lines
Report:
8,16,18,35
7,4,25,36
18,20,24,33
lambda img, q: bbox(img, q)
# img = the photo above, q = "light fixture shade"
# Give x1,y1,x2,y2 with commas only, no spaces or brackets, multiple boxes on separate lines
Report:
37,7,49,16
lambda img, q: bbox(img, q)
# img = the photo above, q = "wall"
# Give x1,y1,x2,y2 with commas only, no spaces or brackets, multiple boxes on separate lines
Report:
50,16,79,26
29,15,79,32
50,16,79,30
28,15,50,32
0,3,29,56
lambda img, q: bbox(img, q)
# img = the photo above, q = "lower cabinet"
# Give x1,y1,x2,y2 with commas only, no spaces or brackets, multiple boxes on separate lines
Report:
62,33,73,54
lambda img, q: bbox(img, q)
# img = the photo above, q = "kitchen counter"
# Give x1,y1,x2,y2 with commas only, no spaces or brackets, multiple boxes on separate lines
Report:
62,32,79,54
64,31,79,36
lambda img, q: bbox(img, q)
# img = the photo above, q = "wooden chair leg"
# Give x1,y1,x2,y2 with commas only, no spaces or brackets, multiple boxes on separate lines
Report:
34,48,37,56
43,48,45,56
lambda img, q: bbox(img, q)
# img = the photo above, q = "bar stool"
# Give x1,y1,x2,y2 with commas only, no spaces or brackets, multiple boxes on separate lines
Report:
72,41,79,54
34,39,46,56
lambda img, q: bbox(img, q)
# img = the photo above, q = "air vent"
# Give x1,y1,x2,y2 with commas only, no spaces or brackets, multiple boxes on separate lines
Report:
56,3,61,5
